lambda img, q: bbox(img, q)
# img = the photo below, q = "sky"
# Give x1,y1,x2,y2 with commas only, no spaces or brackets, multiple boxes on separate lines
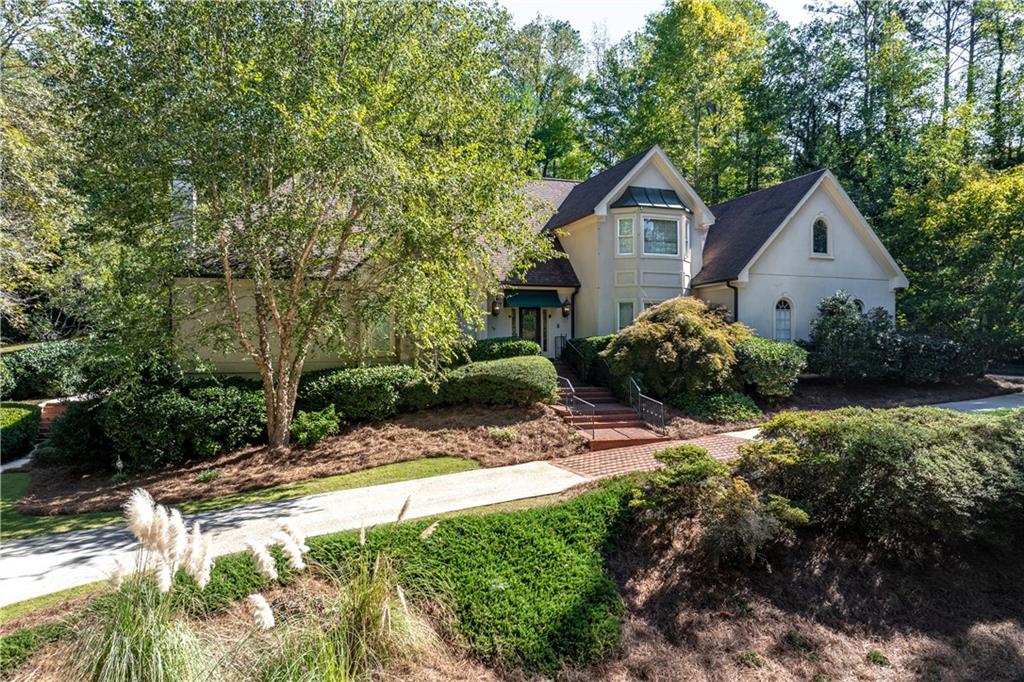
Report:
499,0,814,44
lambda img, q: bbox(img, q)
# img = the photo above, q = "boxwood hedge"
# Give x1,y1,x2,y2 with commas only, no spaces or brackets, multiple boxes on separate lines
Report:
467,337,541,362
440,355,557,406
0,340,86,399
0,404,41,461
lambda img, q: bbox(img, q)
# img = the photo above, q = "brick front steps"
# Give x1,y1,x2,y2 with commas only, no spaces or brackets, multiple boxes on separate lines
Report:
37,399,69,441
551,359,672,451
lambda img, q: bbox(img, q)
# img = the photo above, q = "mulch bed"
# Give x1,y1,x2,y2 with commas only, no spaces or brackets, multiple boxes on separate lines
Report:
16,404,586,516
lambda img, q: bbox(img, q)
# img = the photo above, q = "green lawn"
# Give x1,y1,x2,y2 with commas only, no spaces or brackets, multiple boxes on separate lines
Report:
0,581,104,626
0,456,479,542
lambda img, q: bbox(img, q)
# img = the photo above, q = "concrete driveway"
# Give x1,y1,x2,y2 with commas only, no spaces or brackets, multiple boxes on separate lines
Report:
932,391,1024,413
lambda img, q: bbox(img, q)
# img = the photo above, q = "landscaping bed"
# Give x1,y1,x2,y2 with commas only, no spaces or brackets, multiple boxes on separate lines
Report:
16,404,584,516
776,373,1019,411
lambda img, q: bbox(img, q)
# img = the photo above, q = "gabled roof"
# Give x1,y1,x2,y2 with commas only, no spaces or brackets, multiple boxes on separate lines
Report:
691,169,828,287
544,147,655,229
500,178,582,288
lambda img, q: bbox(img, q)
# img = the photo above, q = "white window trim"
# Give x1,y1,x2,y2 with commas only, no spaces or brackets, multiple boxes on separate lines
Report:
642,299,664,311
615,215,636,257
810,215,833,259
773,298,794,342
616,299,636,331
641,213,682,258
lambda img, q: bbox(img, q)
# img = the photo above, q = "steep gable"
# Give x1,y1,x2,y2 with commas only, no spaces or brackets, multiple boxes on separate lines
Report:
691,170,827,287
544,147,655,229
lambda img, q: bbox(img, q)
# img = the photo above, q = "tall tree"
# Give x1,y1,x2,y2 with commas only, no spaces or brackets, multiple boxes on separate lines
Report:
503,17,588,178
64,0,552,447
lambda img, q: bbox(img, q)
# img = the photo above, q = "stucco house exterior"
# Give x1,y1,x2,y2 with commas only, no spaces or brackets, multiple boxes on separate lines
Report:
485,145,908,358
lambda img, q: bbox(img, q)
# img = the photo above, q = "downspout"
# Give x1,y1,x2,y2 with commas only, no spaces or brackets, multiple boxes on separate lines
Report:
726,280,739,322
570,287,579,338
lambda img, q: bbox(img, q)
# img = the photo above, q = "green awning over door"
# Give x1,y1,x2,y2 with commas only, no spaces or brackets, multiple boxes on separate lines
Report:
503,290,562,308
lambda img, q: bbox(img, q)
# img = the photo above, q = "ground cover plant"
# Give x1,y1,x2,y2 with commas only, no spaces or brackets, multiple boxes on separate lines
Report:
1,404,41,460
742,407,1024,553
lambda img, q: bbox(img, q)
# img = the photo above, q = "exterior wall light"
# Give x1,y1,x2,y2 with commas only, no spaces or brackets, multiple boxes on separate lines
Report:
561,299,571,318
490,298,501,316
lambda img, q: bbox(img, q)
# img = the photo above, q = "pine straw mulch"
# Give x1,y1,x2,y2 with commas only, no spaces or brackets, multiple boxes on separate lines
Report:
17,404,587,516
570,521,1024,682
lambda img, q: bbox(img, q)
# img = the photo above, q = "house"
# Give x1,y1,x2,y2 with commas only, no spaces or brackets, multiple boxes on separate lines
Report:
484,145,908,357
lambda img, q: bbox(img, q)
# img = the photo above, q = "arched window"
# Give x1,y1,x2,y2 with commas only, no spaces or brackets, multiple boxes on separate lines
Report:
812,218,830,255
774,299,792,341
853,299,865,314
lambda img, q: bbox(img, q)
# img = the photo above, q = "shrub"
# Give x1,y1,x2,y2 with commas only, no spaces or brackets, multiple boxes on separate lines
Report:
807,291,978,384
0,404,41,461
735,336,807,400
897,332,981,383
100,384,266,471
487,426,518,444
0,340,87,399
441,356,556,406
290,405,339,448
633,444,806,565
601,297,750,399
43,399,113,467
670,391,763,423
564,334,615,381
468,337,540,362
300,365,424,420
750,407,1024,552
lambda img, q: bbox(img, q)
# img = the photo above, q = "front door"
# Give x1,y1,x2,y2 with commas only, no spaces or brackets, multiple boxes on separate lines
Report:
518,307,542,346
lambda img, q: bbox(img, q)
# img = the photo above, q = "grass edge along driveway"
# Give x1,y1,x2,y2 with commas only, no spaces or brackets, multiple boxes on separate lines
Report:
1,456,478,543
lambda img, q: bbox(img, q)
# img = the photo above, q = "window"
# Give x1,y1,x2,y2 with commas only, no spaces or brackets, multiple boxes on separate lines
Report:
643,216,680,256
616,217,634,256
774,299,792,341
617,300,635,330
643,300,663,311
812,218,830,255
853,299,865,314
369,318,392,353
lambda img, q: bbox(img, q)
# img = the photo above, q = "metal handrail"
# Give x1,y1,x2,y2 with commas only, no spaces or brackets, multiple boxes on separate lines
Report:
629,376,666,434
561,338,587,381
557,374,595,440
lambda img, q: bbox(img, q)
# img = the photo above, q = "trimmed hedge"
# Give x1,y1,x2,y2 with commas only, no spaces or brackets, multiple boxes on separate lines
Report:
0,340,87,399
468,337,541,362
290,405,339,448
300,365,424,420
440,356,557,406
743,407,1024,552
735,337,807,400
0,405,41,461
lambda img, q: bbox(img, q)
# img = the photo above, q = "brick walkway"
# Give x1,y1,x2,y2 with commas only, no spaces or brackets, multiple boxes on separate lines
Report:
551,434,747,479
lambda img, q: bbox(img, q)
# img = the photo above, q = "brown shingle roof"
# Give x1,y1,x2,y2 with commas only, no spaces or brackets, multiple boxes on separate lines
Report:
544,147,655,229
691,169,827,287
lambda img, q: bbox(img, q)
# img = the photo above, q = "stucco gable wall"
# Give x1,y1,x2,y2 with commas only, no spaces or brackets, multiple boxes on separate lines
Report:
738,184,896,340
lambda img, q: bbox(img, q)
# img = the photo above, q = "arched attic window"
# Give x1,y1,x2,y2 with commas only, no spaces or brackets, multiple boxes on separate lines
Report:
812,218,830,255
774,299,792,341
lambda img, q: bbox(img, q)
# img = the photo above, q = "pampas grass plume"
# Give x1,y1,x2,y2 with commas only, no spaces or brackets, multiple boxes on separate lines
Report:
124,488,155,546
271,531,306,572
247,541,278,581
278,519,309,553
247,594,275,630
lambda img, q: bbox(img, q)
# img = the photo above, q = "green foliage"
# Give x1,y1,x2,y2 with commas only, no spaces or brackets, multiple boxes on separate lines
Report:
300,365,424,420
254,556,420,681
866,649,890,667
808,291,978,383
670,392,762,423
602,297,750,399
565,334,615,382
441,356,557,406
0,622,67,677
487,426,518,445
289,405,340,448
41,399,113,467
735,336,807,400
0,404,41,460
72,577,211,682
750,408,1024,552
634,444,806,567
178,483,634,674
467,336,540,362
0,340,86,399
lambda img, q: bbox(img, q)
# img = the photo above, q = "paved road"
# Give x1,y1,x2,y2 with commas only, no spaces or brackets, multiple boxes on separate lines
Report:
932,391,1024,413
0,461,586,607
